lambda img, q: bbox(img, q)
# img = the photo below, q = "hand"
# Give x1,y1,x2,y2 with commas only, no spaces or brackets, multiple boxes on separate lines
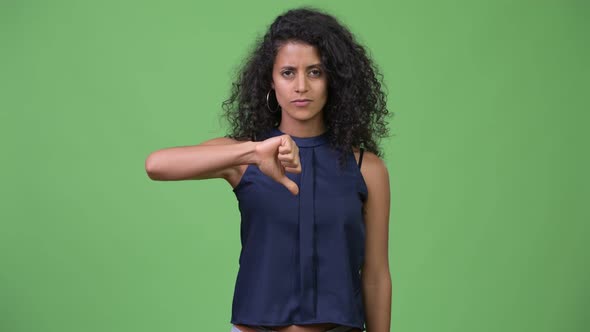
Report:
255,135,301,195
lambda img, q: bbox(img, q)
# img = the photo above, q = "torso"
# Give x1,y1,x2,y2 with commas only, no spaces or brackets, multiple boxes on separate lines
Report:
229,136,366,332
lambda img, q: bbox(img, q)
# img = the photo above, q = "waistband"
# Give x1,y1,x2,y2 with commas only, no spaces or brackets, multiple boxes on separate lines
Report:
231,325,356,332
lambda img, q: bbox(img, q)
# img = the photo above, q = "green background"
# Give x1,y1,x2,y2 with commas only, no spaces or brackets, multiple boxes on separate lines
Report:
1,0,588,331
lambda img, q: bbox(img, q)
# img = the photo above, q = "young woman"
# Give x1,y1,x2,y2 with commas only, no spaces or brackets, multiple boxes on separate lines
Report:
145,7,391,332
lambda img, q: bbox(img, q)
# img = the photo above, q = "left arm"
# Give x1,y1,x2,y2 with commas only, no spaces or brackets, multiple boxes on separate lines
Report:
358,151,392,332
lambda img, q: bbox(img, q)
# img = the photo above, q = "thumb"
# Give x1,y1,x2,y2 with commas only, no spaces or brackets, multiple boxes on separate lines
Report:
279,175,299,196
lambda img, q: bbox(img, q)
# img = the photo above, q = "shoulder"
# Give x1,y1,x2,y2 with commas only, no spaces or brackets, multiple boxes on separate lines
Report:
353,148,388,178
353,148,390,197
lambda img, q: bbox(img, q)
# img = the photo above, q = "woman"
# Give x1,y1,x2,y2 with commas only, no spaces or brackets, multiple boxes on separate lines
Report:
145,7,391,332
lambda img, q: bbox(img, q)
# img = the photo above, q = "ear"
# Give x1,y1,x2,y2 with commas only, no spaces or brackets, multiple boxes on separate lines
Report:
271,81,275,89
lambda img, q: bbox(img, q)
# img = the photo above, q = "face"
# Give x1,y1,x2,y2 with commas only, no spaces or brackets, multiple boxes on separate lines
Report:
271,41,328,128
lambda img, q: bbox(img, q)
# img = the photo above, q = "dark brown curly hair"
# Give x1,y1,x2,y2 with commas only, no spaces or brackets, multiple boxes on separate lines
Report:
222,7,391,158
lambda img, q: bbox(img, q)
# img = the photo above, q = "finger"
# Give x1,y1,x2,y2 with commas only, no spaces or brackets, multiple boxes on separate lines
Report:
282,135,299,149
278,145,291,154
279,154,298,166
279,176,299,195
278,154,294,162
281,161,298,168
284,166,302,174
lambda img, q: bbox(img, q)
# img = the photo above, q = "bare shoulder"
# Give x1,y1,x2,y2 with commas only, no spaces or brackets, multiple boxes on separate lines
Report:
353,148,390,205
353,148,389,183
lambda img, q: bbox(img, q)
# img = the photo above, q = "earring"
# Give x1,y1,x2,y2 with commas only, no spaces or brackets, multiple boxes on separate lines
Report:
266,90,280,113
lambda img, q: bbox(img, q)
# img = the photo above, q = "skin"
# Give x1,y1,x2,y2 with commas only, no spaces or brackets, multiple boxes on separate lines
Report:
272,41,328,138
145,41,391,332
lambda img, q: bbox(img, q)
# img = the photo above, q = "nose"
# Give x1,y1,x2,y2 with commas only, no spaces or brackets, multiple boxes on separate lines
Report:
295,75,309,93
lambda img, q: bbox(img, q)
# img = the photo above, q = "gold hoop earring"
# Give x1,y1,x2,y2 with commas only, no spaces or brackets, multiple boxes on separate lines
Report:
266,90,280,113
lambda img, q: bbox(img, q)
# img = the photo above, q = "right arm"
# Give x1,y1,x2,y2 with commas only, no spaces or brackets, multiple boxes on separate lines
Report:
145,137,256,185
144,135,302,195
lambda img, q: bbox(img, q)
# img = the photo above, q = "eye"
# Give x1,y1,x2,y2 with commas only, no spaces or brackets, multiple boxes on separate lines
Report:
309,68,322,77
281,70,294,78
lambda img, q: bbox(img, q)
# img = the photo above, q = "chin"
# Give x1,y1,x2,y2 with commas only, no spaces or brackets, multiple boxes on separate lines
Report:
283,109,322,121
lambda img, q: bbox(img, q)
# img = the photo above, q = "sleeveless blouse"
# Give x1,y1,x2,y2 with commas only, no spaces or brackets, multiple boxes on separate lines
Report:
230,128,368,331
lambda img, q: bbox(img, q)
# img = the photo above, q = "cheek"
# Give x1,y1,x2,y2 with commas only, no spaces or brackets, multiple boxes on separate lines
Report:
273,83,290,103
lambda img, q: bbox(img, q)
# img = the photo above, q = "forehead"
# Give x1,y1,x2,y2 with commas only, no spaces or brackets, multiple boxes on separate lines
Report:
274,42,321,66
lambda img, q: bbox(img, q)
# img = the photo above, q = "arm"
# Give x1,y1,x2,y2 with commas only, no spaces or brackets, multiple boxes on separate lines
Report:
144,135,302,194
358,151,392,332
144,137,256,183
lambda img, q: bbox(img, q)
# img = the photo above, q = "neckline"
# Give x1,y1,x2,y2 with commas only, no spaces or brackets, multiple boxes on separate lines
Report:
270,128,329,148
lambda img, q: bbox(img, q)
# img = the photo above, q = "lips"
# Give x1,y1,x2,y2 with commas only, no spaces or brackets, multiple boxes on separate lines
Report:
292,99,312,107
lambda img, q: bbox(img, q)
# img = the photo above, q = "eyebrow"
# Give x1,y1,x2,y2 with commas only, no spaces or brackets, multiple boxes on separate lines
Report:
280,63,322,70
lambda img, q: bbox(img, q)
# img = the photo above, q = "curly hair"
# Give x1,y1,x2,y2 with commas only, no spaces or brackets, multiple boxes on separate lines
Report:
222,7,391,158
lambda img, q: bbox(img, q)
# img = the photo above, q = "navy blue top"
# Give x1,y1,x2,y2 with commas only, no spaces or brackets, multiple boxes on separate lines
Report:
230,128,368,331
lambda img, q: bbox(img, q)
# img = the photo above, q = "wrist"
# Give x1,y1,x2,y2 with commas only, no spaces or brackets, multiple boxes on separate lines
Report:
246,141,261,165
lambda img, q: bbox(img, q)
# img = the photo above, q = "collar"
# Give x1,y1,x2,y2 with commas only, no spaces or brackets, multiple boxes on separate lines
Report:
270,128,329,148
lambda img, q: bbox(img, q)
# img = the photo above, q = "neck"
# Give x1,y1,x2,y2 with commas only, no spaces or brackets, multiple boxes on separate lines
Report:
278,118,326,138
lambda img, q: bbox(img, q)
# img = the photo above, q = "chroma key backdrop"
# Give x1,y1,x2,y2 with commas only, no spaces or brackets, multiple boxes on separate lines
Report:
1,1,588,332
